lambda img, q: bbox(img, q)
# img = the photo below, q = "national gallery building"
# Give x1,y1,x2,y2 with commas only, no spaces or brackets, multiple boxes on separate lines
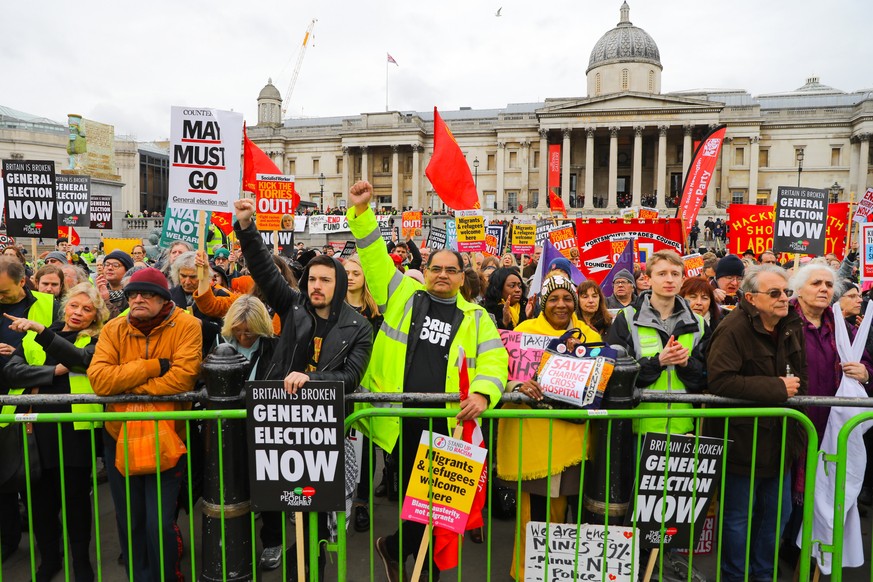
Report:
248,3,873,217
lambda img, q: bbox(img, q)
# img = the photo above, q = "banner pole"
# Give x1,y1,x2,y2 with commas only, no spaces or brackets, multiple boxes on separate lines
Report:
31,238,37,266
295,514,305,581
273,230,280,256
846,191,855,256
642,548,659,582
196,211,207,280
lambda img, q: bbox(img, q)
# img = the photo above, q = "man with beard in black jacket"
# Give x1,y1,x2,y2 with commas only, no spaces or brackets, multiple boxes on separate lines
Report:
234,197,373,579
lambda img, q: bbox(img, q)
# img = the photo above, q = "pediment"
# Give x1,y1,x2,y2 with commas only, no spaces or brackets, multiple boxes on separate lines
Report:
538,92,722,117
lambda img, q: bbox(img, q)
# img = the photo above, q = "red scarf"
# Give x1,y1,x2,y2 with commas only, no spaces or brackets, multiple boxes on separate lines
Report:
129,301,174,337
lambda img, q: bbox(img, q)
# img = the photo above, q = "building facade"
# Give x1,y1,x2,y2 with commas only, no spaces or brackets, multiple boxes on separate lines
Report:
249,3,873,216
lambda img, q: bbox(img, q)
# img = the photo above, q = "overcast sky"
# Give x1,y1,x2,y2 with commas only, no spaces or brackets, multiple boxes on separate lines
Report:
2,0,870,141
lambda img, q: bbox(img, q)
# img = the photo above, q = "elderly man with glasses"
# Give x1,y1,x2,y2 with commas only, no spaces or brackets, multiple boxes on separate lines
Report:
706,264,807,582
96,250,134,318
712,254,745,308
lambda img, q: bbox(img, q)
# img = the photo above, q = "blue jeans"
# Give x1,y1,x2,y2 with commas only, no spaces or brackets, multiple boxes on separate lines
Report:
104,430,184,582
721,472,791,582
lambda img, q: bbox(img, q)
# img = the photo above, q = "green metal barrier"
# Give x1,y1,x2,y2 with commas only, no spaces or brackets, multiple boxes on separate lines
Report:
0,403,823,582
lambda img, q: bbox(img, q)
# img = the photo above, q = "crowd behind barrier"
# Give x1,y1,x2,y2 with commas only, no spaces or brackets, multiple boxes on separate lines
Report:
0,180,866,582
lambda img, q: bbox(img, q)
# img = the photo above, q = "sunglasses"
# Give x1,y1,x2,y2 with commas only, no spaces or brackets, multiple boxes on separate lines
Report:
751,288,793,299
125,290,158,300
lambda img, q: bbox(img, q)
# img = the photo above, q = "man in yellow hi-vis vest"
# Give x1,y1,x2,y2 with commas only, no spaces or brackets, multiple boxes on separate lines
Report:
0,256,56,561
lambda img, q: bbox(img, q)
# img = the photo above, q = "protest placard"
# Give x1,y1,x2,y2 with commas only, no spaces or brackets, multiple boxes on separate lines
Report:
401,431,487,534
548,225,579,265
255,174,296,231
55,174,90,227
638,207,660,219
456,210,485,253
402,211,423,239
485,224,505,256
535,219,552,246
773,186,829,255
535,353,608,408
246,380,345,512
445,219,458,250
259,230,295,258
525,522,639,582
427,225,447,250
855,188,873,224
103,238,141,254
168,107,242,213
511,221,536,255
499,331,551,382
682,253,704,278
89,195,113,230
160,206,212,249
2,159,57,239
628,433,725,549
309,215,351,234
862,224,873,281
339,241,357,258
294,216,307,232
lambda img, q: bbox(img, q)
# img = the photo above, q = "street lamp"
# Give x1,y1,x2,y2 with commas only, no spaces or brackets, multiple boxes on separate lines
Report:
318,172,325,212
830,181,842,204
796,149,804,187
473,157,479,190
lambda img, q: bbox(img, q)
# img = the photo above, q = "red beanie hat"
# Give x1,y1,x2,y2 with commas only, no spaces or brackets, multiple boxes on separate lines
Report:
125,267,171,300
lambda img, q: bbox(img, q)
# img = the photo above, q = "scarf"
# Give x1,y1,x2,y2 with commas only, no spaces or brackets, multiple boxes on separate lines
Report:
129,301,174,337
501,300,521,328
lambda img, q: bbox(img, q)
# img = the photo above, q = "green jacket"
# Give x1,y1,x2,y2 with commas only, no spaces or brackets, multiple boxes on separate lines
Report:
347,206,509,452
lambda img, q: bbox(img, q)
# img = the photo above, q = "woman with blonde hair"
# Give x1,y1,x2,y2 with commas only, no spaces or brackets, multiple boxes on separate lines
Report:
3,283,109,581
280,213,294,231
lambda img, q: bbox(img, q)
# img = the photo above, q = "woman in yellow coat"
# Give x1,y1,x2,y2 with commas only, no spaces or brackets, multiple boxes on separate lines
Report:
496,274,601,580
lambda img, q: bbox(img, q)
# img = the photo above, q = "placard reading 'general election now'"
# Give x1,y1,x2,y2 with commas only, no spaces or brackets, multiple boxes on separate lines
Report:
628,433,725,549
89,195,113,230
773,186,829,255
55,174,90,227
2,159,57,239
246,380,345,512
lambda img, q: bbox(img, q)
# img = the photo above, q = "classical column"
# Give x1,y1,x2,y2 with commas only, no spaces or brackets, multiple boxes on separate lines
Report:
748,136,760,204
849,136,860,195
860,134,871,193
656,125,668,208
561,128,571,208
520,140,530,210
538,129,548,209
342,146,350,198
411,144,422,210
683,124,693,175
632,126,643,207
585,127,595,210
391,145,400,210
361,146,369,182
608,126,619,209
720,137,732,207
496,141,506,211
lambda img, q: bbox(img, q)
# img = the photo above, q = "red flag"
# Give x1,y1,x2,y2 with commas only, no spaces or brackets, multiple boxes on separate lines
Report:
433,347,487,571
425,108,480,211
549,189,567,219
211,212,233,235
57,226,80,246
676,125,726,233
243,124,300,210
387,53,398,66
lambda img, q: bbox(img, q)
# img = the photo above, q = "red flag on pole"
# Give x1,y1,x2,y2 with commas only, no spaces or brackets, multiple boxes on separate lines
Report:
549,189,567,219
425,108,480,211
676,125,727,233
433,347,487,571
210,212,233,235
243,124,300,210
57,225,80,246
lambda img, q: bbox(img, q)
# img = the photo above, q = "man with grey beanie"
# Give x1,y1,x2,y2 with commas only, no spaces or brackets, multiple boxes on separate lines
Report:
606,268,636,309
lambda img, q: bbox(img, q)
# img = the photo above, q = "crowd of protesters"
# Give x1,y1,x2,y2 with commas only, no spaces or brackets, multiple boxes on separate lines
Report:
0,181,869,581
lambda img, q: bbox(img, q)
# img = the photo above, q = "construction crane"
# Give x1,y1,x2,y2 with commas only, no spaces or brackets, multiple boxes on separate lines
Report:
282,18,317,117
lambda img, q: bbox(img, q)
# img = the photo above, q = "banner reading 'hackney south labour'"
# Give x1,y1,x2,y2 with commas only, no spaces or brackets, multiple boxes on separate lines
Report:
727,202,849,259
2,159,57,239
675,125,727,234
169,107,242,214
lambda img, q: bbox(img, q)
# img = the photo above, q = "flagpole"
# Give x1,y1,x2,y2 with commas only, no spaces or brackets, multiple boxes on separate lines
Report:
386,56,389,112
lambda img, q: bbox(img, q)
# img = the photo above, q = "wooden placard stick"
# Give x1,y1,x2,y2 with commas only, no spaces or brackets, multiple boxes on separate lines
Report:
295,514,305,581
196,211,207,280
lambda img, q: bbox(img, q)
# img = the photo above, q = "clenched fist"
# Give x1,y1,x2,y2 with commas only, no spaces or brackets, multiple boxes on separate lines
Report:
349,181,373,215
234,197,256,229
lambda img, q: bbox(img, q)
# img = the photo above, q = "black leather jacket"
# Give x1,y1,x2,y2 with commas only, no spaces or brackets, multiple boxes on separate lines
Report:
235,221,372,393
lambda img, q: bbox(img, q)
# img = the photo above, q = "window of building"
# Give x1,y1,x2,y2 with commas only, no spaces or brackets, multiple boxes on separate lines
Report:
138,151,169,213
507,192,518,211
532,150,540,169
312,158,320,174
648,70,655,92
831,147,841,166
621,69,629,91
354,157,361,174
734,147,745,166
732,191,746,205
288,159,296,175
670,172,683,197
758,148,769,168
757,190,770,205
509,151,518,169
487,154,495,171
381,156,389,173
336,157,343,174
595,73,601,96
529,190,539,208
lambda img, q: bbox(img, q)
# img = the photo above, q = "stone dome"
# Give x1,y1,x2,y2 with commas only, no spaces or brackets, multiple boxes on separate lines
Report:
258,78,282,101
587,3,662,73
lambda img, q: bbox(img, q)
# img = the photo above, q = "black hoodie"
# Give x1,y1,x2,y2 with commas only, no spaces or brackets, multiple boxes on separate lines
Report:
235,220,373,392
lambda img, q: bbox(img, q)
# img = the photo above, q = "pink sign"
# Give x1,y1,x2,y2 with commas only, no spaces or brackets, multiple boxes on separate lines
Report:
499,330,551,382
